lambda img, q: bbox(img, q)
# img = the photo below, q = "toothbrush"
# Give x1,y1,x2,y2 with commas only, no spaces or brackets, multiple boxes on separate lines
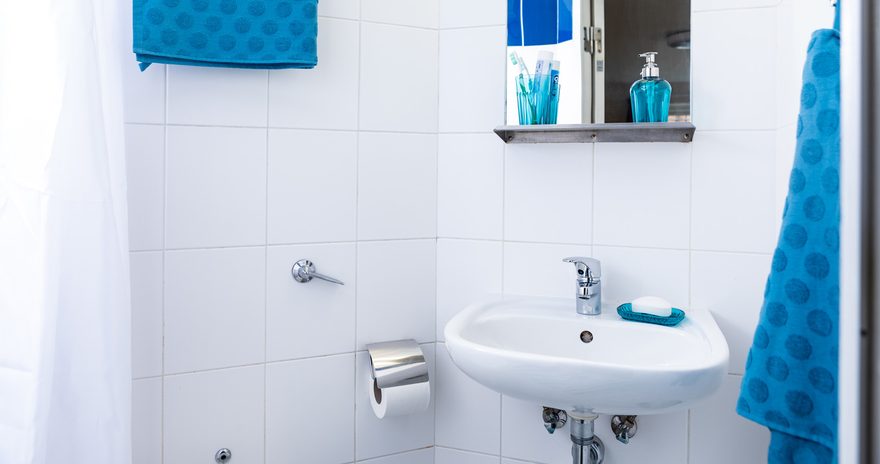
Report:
509,51,532,93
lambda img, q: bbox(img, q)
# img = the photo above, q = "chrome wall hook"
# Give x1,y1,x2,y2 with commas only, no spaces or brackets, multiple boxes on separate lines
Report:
291,259,344,285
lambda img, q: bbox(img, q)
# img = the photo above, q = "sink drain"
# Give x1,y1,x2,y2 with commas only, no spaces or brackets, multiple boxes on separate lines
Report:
580,330,594,343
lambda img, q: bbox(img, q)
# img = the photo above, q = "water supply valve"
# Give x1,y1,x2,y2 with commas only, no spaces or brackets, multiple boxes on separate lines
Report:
542,407,568,434
610,415,638,444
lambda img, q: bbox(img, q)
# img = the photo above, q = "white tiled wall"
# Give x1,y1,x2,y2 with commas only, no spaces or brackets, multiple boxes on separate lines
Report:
126,0,833,462
123,0,439,461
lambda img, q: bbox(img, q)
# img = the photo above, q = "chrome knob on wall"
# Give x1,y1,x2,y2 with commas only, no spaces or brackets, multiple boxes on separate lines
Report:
215,448,231,463
291,259,345,285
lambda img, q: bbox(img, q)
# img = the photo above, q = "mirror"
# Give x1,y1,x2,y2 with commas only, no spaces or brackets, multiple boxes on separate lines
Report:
505,0,691,125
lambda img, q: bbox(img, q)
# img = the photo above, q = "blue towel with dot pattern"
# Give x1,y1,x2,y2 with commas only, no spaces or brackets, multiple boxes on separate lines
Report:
737,8,839,464
133,0,318,70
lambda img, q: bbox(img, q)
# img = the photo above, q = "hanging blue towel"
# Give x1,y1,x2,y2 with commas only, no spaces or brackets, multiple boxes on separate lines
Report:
738,7,840,464
133,0,318,70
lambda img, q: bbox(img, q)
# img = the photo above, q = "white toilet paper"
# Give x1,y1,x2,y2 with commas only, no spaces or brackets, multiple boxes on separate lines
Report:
368,370,430,419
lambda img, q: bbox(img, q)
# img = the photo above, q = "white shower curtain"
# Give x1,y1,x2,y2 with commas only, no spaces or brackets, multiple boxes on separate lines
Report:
0,0,131,463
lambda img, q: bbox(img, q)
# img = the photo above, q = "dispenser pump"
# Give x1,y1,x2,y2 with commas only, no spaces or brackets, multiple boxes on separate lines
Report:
639,52,661,78
630,51,672,123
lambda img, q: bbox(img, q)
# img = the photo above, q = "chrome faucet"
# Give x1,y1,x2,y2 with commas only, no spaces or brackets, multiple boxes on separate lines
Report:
563,257,602,315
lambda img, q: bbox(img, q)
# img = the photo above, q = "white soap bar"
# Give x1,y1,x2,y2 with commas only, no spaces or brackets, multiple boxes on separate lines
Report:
631,296,673,317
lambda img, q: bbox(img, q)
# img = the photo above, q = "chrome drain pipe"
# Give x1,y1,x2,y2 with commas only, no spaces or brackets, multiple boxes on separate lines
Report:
569,415,604,464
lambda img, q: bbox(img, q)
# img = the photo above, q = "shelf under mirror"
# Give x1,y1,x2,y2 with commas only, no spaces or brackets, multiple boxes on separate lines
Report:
494,122,696,144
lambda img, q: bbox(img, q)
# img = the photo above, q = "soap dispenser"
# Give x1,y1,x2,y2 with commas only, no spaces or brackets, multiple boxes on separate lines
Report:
629,52,672,123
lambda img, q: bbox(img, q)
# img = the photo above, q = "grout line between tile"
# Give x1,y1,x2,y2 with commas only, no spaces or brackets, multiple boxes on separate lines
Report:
145,240,772,258
134,121,779,136
688,141,695,309
499,139,507,455
590,143,597,245
263,67,270,464
432,15,441,351
161,237,438,252
353,4,363,460
500,142,507,294
359,18,439,31
158,122,438,134
355,446,435,463
160,62,169,464
161,345,432,379
439,23,507,31
434,445,502,458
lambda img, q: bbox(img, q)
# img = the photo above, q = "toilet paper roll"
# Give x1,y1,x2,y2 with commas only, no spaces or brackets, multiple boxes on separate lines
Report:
368,369,430,419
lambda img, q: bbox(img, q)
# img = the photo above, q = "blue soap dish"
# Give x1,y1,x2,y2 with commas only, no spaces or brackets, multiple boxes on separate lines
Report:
616,303,686,327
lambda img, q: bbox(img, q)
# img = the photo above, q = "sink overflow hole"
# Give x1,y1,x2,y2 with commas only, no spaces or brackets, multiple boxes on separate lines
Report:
580,331,594,343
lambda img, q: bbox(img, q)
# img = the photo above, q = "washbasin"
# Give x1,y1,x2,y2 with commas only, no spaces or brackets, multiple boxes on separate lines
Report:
444,296,729,415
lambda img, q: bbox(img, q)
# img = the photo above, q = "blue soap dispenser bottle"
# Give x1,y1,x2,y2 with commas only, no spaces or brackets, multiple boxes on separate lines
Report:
630,52,672,123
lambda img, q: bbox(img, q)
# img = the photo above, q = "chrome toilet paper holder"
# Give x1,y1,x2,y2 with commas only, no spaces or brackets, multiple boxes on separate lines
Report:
366,339,429,393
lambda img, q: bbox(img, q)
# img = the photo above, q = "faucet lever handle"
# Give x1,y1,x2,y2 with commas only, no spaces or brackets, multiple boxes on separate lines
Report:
563,257,602,280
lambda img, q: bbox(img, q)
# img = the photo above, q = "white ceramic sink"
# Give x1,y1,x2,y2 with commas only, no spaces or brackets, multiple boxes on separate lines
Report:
444,296,728,415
